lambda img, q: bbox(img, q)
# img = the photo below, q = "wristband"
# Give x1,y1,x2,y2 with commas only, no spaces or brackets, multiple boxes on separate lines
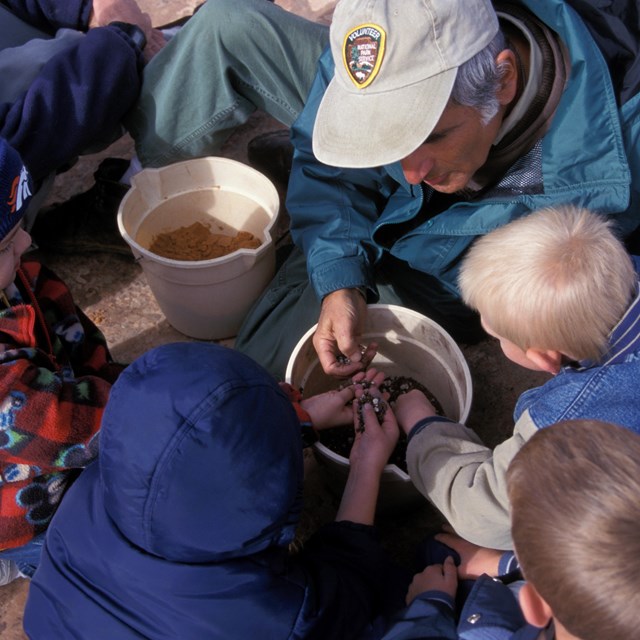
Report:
109,21,147,51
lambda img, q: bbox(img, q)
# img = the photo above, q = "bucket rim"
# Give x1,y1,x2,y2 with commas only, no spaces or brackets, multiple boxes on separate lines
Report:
314,440,412,479
285,303,473,405
285,303,474,473
117,156,280,267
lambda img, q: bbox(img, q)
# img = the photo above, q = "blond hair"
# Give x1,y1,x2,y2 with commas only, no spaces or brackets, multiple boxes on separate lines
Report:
507,420,640,640
458,205,636,360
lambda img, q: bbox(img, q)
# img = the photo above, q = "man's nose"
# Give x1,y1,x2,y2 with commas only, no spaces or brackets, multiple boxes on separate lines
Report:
401,150,435,185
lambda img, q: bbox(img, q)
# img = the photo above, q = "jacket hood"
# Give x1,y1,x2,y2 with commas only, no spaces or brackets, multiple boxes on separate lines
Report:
99,342,304,563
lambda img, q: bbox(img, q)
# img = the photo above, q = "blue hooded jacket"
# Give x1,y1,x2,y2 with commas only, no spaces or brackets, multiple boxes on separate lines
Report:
287,0,640,303
24,343,406,639
0,0,144,181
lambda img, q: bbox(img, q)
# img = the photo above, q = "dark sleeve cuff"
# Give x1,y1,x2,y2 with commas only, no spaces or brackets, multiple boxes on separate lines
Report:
108,22,146,55
498,551,519,576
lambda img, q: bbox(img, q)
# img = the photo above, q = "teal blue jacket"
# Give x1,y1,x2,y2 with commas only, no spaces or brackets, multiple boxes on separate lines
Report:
287,0,640,302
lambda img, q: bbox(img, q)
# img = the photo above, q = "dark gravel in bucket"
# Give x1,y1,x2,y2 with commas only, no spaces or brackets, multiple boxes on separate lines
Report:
318,375,443,472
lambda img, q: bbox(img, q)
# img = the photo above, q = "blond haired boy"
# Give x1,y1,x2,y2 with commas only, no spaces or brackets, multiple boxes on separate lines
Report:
383,419,640,639
392,205,640,549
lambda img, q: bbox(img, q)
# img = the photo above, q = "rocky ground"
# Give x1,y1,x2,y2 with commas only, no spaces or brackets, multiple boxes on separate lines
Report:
0,2,548,637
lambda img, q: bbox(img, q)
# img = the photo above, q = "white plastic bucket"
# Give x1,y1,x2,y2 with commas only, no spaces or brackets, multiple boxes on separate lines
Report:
117,157,279,340
285,304,473,512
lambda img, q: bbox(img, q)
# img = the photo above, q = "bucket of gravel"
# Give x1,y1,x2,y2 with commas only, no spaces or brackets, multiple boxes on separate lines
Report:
117,157,279,340
286,304,473,512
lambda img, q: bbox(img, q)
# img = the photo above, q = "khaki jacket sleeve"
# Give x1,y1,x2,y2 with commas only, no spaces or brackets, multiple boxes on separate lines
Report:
406,411,539,550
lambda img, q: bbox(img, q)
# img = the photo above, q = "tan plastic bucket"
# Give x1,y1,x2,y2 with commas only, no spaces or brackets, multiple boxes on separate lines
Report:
117,157,279,340
285,304,473,512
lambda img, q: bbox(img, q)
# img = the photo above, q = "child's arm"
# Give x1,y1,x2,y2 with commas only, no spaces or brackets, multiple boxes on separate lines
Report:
2,0,89,32
336,371,398,524
381,558,459,639
279,369,385,448
278,380,355,448
392,388,439,433
297,385,356,429
434,526,504,579
406,556,458,605
0,17,143,181
395,389,537,549
0,262,123,473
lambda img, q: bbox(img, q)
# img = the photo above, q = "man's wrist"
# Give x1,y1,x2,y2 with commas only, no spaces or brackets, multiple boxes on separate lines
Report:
353,286,367,301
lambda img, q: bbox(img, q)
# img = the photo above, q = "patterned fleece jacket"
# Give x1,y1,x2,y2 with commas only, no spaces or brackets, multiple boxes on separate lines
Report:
0,258,124,549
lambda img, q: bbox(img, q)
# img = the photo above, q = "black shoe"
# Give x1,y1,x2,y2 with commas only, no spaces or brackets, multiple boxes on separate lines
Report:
247,129,294,190
30,158,132,257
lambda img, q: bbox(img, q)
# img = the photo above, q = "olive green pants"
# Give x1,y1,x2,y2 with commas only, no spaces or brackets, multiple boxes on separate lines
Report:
126,0,328,167
126,0,482,380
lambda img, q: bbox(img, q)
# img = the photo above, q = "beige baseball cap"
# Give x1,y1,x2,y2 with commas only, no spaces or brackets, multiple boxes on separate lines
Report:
313,0,500,168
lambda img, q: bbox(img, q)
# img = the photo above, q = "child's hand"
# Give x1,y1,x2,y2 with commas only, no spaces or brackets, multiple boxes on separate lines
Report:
435,525,502,579
392,389,438,435
299,368,388,430
300,386,356,430
351,367,388,388
349,378,399,474
406,556,458,605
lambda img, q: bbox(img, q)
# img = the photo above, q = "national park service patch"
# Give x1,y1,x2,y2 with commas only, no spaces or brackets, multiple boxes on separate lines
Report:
342,23,386,89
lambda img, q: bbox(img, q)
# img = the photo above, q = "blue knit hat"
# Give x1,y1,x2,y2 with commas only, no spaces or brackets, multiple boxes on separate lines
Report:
0,139,33,241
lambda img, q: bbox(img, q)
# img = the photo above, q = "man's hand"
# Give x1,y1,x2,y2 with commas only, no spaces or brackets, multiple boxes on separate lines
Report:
406,556,458,605
89,0,165,61
313,288,377,377
435,525,502,579
392,389,438,435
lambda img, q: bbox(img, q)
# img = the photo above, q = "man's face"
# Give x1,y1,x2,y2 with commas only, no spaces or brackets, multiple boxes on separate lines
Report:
400,101,503,193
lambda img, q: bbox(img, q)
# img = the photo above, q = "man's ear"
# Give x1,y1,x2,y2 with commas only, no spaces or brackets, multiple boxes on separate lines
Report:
519,582,554,628
495,50,519,105
525,348,563,374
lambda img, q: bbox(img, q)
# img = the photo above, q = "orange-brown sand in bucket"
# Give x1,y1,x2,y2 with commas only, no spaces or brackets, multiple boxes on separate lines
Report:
148,221,262,261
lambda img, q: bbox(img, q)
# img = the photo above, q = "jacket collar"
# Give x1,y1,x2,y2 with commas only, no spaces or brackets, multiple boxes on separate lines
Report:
576,282,640,370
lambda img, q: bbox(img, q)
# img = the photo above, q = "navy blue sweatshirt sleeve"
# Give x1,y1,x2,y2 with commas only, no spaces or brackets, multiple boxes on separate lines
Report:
0,24,143,181
298,521,411,639
1,0,91,32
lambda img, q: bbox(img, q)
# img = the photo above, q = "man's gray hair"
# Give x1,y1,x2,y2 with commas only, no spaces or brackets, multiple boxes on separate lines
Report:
451,30,508,124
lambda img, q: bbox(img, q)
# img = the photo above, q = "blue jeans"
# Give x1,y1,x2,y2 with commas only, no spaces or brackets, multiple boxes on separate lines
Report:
0,532,45,578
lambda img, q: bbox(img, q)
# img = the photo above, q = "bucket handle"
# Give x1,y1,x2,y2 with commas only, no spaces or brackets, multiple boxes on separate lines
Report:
130,168,165,207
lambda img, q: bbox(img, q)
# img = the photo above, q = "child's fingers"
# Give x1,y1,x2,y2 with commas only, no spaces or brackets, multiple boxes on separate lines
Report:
443,555,457,582
434,532,461,550
354,401,382,432
336,385,357,403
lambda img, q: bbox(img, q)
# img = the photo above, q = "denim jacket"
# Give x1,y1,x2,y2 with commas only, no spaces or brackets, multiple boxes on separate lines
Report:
406,282,640,550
